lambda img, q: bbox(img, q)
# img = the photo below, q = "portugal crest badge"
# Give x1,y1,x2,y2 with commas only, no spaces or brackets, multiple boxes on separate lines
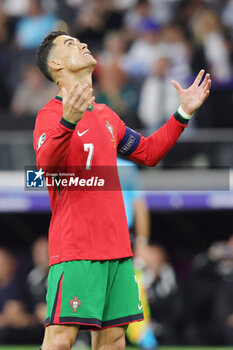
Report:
105,120,117,148
70,296,81,313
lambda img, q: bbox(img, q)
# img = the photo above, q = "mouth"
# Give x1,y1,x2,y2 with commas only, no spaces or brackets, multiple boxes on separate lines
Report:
84,50,92,57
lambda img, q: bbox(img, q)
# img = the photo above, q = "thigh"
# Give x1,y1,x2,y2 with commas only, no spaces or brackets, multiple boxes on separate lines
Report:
45,260,108,329
42,324,79,350
91,325,127,350
102,258,143,327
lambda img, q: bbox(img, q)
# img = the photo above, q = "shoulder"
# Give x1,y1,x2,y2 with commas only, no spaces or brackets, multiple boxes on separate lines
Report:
39,97,62,113
93,102,121,122
93,102,112,113
34,98,62,139
36,97,62,120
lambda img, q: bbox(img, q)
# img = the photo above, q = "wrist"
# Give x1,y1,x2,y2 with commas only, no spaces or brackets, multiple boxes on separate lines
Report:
174,105,194,126
178,105,194,120
135,236,149,246
62,115,78,125
60,116,77,131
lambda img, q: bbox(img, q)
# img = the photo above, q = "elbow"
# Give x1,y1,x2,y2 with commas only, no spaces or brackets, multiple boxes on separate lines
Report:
131,153,160,167
144,155,161,167
36,157,49,174
37,152,48,171
144,159,158,167
37,152,58,173
143,147,169,167
149,161,159,167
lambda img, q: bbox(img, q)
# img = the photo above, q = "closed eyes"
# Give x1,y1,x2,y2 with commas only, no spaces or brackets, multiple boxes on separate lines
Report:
64,38,80,46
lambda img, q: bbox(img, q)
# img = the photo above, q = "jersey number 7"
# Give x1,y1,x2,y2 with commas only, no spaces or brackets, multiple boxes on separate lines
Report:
84,143,94,170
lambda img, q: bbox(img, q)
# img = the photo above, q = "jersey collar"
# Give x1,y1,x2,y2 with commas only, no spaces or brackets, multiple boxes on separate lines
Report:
55,96,94,112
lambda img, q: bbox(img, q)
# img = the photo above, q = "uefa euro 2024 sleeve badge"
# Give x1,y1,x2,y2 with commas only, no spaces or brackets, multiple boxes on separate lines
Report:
105,120,117,148
70,296,81,313
37,133,46,150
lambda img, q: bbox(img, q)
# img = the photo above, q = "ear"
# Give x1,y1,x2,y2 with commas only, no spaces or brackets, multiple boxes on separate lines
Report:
48,59,63,73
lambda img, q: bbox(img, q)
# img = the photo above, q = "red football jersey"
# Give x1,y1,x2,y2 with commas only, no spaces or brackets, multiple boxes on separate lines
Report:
33,96,187,266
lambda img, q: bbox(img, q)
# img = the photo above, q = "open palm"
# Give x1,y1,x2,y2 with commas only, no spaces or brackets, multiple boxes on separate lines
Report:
172,70,211,116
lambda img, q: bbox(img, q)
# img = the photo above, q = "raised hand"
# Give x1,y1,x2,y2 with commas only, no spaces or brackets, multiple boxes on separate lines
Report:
172,70,211,116
62,82,95,124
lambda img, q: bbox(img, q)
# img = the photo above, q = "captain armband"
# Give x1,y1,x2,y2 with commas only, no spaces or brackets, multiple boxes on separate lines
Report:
117,127,141,156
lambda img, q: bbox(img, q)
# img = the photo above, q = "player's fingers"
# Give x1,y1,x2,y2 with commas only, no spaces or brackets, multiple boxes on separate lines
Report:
68,82,79,103
88,96,95,107
79,96,95,113
201,73,210,89
87,96,96,109
193,69,205,86
171,80,183,93
203,89,210,102
74,86,93,109
79,93,95,111
68,82,80,106
202,79,211,96
72,83,90,106
61,87,67,102
205,79,211,91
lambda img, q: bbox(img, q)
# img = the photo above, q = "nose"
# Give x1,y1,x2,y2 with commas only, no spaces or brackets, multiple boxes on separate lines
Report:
81,43,88,50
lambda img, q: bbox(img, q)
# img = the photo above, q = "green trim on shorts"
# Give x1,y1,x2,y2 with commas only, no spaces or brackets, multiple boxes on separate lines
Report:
45,258,144,330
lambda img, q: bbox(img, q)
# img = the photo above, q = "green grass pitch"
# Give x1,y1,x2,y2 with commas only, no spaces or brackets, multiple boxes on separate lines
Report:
1,347,233,350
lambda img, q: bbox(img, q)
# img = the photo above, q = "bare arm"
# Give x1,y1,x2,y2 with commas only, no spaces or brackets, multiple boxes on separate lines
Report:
123,70,212,166
134,198,150,243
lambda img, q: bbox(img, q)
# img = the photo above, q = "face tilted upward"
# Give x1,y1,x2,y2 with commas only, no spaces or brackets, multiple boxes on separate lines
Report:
49,35,97,75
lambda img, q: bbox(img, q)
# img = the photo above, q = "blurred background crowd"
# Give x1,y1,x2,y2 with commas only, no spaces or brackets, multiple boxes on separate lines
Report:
0,0,233,129
1,0,233,347
0,0,233,168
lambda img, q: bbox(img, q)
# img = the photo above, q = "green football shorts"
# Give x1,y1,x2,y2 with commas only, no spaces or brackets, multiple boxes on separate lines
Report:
45,258,144,330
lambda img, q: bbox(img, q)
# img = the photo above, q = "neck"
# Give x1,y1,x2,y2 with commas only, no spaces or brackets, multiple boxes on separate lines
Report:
58,66,93,97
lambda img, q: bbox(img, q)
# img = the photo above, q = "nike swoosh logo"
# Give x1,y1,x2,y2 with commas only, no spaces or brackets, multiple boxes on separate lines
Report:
78,129,89,137
138,304,143,310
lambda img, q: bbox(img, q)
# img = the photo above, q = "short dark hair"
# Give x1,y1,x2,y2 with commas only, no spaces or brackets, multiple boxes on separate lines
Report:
36,30,69,82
